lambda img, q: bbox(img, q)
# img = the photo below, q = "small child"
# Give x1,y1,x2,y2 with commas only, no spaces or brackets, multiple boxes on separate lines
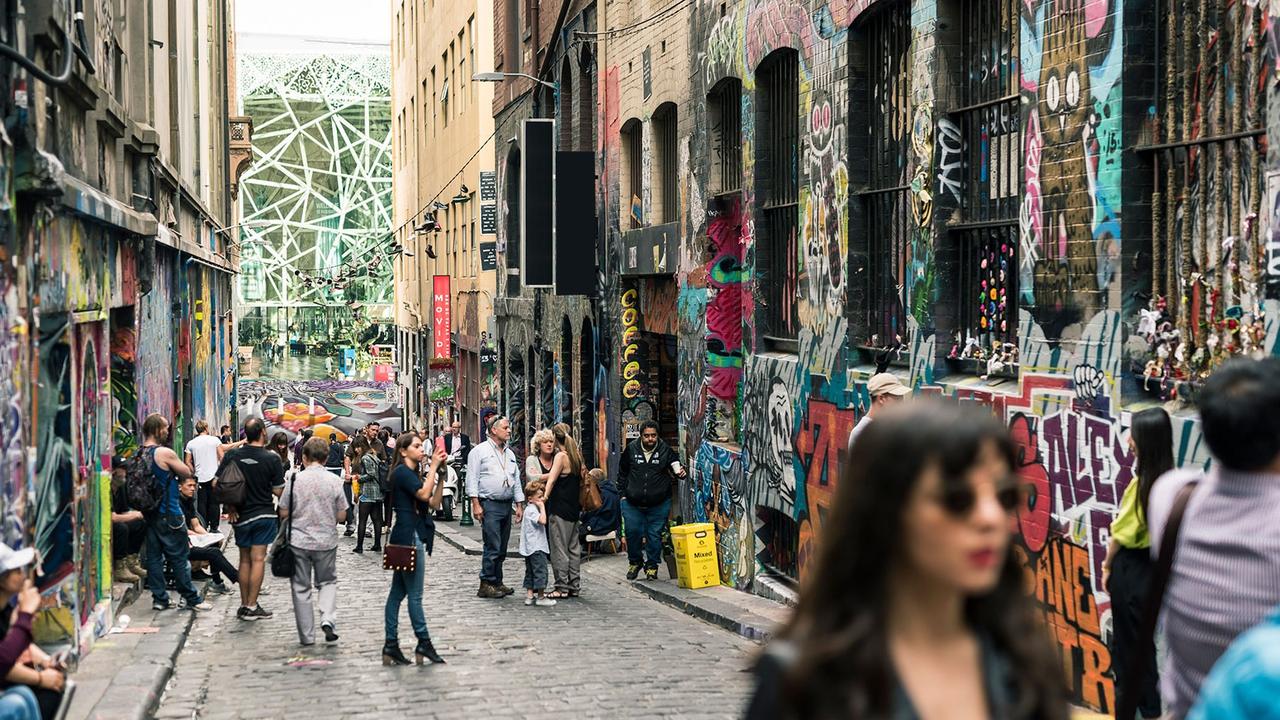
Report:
520,479,556,607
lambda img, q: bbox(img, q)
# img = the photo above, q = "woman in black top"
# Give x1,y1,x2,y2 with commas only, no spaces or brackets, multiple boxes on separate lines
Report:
745,403,1068,720
382,432,447,666
542,423,583,598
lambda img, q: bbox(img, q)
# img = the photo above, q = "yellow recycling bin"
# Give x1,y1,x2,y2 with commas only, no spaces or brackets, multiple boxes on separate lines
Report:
671,522,720,589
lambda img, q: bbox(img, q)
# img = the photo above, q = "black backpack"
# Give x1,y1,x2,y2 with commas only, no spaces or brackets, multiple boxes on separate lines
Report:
376,455,391,493
124,447,164,512
213,456,247,506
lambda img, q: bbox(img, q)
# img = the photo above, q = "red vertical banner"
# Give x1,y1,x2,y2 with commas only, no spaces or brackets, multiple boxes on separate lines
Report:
432,275,451,359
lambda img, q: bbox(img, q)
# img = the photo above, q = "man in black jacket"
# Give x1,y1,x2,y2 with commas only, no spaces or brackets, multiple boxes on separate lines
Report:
618,420,687,580
444,421,472,464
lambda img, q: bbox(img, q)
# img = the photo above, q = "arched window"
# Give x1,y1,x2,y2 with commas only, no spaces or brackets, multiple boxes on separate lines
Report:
559,57,574,149
621,118,643,228
755,49,799,348
653,102,678,224
578,318,595,466
560,316,574,426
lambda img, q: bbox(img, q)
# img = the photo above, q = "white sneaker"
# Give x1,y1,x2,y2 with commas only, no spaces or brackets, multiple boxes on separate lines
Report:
534,596,557,607
187,601,214,612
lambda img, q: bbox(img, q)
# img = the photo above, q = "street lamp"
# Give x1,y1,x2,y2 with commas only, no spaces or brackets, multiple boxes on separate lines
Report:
473,71,558,93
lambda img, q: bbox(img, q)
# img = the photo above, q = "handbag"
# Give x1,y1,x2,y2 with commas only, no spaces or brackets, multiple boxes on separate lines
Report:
1116,479,1199,720
383,543,417,572
580,471,603,513
269,473,297,578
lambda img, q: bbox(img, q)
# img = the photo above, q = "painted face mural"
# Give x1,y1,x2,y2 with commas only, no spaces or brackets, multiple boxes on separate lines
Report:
239,379,403,441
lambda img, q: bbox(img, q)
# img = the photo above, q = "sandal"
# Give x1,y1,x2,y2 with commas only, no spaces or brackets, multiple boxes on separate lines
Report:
544,590,570,599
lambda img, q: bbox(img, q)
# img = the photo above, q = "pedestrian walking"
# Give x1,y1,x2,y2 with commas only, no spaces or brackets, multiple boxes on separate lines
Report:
1144,357,1280,719
0,544,66,719
617,420,686,581
847,371,910,455
382,432,447,666
184,420,223,532
219,418,286,622
543,423,582,598
324,433,354,536
292,428,313,470
519,479,556,607
351,437,384,554
177,476,238,594
109,457,147,584
745,402,1068,720
283,437,349,646
1102,407,1172,719
465,416,525,599
377,428,394,535
139,414,212,612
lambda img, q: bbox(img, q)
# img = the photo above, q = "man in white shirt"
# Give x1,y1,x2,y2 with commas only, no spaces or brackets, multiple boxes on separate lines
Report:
847,373,911,457
184,420,225,531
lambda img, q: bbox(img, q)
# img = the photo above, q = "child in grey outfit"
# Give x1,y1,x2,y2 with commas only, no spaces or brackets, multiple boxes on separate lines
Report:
520,479,556,607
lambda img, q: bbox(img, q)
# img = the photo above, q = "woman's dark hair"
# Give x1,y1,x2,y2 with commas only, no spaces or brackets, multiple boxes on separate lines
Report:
387,432,418,487
774,402,1066,719
350,435,371,462
269,431,290,464
1130,407,1173,521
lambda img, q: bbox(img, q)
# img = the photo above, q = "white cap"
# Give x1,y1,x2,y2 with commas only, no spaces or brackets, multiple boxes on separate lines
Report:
0,543,35,574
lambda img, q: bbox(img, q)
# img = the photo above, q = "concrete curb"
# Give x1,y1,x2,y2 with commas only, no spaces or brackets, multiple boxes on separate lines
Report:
434,523,484,555
66,582,204,720
625,580,776,643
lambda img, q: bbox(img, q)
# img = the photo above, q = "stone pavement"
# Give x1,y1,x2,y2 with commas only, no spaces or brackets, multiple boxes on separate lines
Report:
144,528,757,719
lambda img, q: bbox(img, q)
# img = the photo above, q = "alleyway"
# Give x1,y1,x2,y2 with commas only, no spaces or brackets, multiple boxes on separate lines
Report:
152,538,755,719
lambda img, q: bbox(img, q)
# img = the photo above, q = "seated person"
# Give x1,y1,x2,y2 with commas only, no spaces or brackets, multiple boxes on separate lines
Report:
109,457,147,583
178,476,238,594
0,544,65,719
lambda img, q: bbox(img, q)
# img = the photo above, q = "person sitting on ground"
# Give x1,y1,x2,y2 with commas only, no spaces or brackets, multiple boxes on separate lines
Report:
579,468,620,553
520,479,556,607
0,544,67,720
177,476,238,595
109,456,147,583
746,402,1068,719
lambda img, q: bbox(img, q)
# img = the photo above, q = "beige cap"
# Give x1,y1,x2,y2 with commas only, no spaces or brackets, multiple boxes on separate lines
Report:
867,373,911,398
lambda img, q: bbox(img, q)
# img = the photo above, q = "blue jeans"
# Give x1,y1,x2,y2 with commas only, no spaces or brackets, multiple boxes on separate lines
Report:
0,686,39,720
145,513,201,606
384,538,428,643
622,497,671,567
479,499,513,586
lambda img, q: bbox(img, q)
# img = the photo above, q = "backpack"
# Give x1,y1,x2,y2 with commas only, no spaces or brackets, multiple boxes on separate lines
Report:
213,455,247,506
124,447,164,512
376,455,391,493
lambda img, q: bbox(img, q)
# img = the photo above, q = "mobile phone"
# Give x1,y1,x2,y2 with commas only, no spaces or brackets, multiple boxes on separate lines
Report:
435,437,446,454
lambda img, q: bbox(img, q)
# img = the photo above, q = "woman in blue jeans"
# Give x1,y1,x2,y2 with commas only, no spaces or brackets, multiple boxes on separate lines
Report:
382,433,447,666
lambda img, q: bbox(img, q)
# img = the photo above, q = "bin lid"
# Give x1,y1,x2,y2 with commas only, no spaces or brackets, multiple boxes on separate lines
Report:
670,522,715,536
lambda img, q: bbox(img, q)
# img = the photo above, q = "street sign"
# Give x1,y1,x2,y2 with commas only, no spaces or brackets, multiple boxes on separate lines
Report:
479,241,497,270
479,170,497,201
432,275,452,360
481,203,496,234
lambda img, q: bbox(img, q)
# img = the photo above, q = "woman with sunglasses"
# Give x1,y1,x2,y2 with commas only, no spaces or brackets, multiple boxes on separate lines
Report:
746,402,1067,720
1102,407,1173,719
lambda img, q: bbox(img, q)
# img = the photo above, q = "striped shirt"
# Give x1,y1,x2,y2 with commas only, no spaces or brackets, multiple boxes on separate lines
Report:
1148,467,1280,719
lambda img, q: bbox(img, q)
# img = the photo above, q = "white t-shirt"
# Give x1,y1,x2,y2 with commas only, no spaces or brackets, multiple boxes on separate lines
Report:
185,434,222,484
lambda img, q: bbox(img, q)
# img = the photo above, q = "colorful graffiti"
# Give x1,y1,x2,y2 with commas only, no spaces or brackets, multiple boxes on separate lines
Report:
237,379,404,442
704,201,745,440
137,248,175,421
690,442,751,588
35,317,75,590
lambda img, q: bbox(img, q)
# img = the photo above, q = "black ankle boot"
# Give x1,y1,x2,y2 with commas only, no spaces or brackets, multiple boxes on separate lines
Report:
415,637,445,665
382,641,411,666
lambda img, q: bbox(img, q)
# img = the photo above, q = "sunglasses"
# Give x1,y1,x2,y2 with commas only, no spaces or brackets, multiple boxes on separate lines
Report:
935,479,1023,518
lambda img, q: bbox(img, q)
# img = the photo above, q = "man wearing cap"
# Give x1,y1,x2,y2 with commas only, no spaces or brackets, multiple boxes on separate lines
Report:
848,373,911,456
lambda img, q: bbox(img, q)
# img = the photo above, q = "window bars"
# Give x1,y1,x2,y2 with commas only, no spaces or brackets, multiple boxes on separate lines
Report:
758,49,800,345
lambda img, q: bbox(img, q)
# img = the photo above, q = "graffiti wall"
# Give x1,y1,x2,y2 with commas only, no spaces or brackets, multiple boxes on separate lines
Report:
137,248,176,421
237,379,404,442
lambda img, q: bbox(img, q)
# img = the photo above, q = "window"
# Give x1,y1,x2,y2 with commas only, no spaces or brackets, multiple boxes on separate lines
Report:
654,103,678,223
621,119,643,228
442,51,450,124
756,49,800,346
708,78,742,196
559,57,574,148
857,1,911,348
1142,0,1267,379
578,46,594,152
459,30,468,111
430,69,437,135
504,0,520,72
947,0,1020,354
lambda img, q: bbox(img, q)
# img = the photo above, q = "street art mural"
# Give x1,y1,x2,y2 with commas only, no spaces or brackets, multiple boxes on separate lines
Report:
137,249,176,421
237,379,404,442
0,239,28,550
689,442,751,588
704,201,744,442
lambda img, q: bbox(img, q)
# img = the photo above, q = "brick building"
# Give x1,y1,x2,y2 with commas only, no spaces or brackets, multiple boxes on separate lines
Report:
488,0,1280,712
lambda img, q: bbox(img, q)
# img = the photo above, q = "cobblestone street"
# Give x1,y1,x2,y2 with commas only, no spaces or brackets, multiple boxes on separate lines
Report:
152,534,756,719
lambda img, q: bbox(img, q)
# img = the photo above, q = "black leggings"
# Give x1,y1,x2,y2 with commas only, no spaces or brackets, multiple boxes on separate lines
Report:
1109,547,1161,719
356,502,383,551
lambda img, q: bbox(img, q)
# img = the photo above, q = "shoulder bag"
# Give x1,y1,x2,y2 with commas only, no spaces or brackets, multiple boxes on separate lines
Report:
580,470,603,513
382,469,418,572
1117,479,1199,720
269,473,297,578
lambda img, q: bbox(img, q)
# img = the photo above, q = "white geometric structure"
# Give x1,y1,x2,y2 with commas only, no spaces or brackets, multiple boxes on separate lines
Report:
236,43,393,340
